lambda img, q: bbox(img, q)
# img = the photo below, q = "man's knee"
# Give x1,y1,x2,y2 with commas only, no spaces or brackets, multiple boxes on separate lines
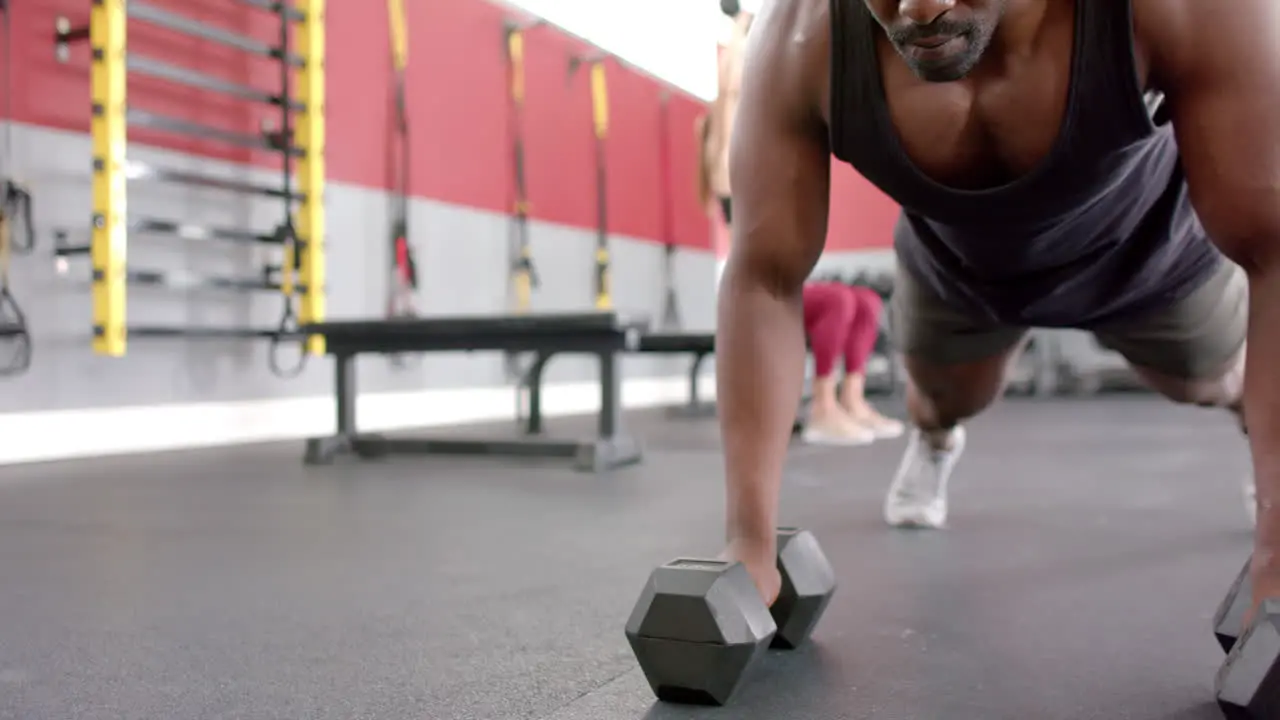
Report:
905,350,1019,427
1094,260,1247,409
1131,347,1245,408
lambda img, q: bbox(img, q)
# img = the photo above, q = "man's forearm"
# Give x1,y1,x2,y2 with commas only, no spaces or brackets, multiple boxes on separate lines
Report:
1247,265,1280,580
716,262,810,544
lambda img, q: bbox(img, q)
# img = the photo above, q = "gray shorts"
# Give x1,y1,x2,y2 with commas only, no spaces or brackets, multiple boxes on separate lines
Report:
889,259,1248,380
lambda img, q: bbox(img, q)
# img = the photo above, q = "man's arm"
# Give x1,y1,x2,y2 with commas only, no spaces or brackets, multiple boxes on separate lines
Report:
717,0,830,590
1149,0,1280,607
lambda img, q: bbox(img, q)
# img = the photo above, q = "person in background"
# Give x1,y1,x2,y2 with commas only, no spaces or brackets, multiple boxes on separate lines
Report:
698,0,903,446
802,281,905,445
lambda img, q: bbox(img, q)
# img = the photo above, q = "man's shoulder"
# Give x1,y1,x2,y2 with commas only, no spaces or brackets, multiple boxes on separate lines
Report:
746,0,831,96
1128,0,1224,87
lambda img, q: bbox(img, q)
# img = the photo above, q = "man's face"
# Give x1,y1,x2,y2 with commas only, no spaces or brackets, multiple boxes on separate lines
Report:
864,0,1007,82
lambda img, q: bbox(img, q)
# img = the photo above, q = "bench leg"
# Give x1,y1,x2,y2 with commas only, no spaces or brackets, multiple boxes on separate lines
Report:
524,351,552,435
576,350,641,471
667,351,717,419
305,353,383,464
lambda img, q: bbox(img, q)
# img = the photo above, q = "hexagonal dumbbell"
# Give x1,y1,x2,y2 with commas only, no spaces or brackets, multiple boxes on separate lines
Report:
625,528,838,705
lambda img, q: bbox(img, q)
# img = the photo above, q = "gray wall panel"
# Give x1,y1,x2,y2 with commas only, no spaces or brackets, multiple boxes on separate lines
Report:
3,124,899,415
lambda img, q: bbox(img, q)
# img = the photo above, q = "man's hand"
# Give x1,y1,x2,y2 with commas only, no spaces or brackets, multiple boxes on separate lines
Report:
721,536,783,606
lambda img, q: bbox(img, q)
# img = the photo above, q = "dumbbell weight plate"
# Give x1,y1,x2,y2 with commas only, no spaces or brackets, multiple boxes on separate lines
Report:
1215,598,1280,719
625,559,776,706
1215,556,1254,653
771,527,838,649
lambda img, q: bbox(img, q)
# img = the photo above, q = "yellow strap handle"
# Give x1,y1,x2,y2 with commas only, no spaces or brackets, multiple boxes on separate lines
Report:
589,62,608,139
594,247,610,310
387,0,408,71
508,30,525,103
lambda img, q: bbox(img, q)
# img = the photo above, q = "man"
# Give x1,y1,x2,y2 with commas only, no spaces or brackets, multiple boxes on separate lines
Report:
717,0,1280,619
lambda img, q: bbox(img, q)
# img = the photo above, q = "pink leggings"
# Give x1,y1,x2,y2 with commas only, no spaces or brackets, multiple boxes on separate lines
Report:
802,282,884,378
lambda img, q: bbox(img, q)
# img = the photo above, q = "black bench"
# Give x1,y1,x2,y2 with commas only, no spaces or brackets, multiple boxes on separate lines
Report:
634,332,716,417
302,312,648,472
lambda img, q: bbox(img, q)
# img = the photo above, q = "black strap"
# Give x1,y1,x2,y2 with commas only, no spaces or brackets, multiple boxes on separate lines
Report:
387,0,418,322
0,0,31,377
268,3,305,378
506,22,539,311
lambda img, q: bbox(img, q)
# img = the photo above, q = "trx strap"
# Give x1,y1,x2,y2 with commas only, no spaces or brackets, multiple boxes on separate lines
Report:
505,21,539,315
657,90,681,330
386,0,418,321
0,0,32,376
586,59,610,310
503,20,543,390
269,1,305,378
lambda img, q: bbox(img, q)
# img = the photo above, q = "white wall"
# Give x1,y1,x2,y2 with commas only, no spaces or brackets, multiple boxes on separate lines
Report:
502,0,725,100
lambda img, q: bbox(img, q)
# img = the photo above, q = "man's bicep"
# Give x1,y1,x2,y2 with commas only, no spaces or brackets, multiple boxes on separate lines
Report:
1162,0,1280,264
727,81,830,293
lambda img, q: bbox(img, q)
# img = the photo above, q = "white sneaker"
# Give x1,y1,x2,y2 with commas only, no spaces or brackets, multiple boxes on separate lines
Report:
883,426,967,529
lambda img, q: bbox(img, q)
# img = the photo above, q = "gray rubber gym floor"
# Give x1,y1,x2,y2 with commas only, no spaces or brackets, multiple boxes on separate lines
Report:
0,397,1254,720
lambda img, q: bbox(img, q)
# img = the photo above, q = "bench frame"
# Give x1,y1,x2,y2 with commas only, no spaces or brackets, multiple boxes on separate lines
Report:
302,317,645,473
634,332,716,418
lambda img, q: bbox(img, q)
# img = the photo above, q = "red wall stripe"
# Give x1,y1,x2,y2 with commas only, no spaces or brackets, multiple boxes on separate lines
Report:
4,0,893,254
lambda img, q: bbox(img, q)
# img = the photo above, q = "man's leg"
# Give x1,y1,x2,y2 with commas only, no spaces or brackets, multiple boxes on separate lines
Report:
886,268,1028,528
1092,259,1252,521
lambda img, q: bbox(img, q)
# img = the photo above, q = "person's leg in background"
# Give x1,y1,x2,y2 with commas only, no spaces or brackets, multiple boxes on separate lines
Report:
886,268,1027,528
837,286,905,439
802,282,877,445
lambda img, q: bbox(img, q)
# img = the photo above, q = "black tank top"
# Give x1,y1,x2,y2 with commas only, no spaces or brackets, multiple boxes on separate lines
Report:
828,0,1221,327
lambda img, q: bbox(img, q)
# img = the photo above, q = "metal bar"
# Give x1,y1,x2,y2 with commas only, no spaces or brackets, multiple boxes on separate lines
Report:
359,437,583,459
90,0,129,357
118,325,284,338
128,1,303,66
127,108,302,155
526,351,551,435
128,54,303,110
599,351,619,438
233,0,306,22
294,0,327,355
335,353,355,435
55,220,283,255
132,218,282,244
96,267,283,292
125,161,302,199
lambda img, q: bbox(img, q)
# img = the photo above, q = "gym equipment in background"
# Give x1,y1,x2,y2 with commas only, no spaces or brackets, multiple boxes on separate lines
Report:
384,0,419,327
300,312,648,472
626,528,837,705
566,52,611,310
657,90,682,330
0,182,32,377
0,0,34,377
52,0,326,376
501,17,544,389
